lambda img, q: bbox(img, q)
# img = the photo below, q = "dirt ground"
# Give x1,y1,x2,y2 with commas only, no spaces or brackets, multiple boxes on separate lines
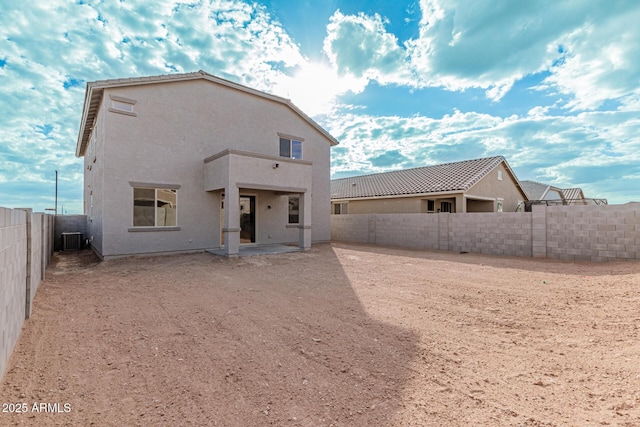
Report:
1,243,639,426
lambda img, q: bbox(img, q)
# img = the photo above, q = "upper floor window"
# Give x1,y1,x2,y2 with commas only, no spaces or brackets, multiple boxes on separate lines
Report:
113,100,133,112
279,137,302,160
109,94,137,117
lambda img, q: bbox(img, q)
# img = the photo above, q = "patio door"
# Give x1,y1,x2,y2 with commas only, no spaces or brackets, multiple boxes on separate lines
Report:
220,194,256,245
239,195,255,244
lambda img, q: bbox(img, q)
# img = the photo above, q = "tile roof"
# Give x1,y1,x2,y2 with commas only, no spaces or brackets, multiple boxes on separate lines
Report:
331,156,511,199
520,180,549,200
520,180,586,202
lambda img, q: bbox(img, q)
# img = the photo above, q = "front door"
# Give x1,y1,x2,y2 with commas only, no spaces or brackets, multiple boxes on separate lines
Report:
220,194,256,246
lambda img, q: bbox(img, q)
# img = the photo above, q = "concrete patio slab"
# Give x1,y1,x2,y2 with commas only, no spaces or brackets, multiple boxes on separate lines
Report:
206,244,302,257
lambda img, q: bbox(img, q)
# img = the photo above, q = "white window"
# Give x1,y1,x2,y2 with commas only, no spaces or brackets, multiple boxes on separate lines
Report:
109,95,137,116
333,202,348,215
288,196,299,224
497,199,504,212
113,100,133,112
279,137,303,159
425,200,435,213
497,170,503,180
133,187,177,227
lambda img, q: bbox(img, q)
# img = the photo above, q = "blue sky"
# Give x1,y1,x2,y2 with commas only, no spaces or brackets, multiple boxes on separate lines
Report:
1,0,639,213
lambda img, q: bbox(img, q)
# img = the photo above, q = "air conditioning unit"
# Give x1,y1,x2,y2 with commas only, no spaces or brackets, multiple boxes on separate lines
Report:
61,232,83,251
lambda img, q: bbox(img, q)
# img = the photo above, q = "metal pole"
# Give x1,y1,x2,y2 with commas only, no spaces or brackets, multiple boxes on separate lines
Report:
55,170,58,216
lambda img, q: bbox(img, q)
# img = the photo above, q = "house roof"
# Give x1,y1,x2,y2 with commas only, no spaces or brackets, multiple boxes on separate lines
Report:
520,180,586,202
520,180,551,200
75,70,339,157
331,156,524,200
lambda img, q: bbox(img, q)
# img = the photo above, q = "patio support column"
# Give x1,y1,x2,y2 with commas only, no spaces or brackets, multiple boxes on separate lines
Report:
456,194,466,213
223,184,240,255
298,191,312,250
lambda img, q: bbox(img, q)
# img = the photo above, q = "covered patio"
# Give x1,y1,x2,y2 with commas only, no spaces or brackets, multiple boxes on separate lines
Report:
204,149,313,255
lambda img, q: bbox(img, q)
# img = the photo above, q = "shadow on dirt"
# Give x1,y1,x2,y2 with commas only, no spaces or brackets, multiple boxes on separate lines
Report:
4,243,419,426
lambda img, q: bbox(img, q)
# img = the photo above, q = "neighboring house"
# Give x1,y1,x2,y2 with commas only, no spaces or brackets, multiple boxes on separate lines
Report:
76,71,338,259
520,180,605,208
331,156,528,214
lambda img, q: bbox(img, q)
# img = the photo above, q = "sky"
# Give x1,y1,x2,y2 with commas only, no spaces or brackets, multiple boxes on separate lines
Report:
1,0,639,213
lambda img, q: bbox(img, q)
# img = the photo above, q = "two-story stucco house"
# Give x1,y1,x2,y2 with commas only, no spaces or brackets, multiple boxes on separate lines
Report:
76,71,338,259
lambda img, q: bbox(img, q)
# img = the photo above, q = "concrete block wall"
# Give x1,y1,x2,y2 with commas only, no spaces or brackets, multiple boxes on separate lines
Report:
331,214,440,249
26,213,54,318
331,204,640,262
543,204,640,261
330,215,372,244
0,207,27,380
0,207,54,380
374,214,440,249
55,214,88,250
448,212,533,257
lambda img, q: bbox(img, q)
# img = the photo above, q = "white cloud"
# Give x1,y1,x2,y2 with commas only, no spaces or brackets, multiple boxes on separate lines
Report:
322,0,640,107
540,9,640,110
323,10,414,86
326,107,640,203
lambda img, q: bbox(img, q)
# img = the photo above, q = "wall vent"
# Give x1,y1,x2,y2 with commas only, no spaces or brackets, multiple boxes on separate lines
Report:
61,232,83,251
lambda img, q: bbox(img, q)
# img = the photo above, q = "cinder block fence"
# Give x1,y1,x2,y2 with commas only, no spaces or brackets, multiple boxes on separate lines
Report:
0,207,54,380
331,204,640,262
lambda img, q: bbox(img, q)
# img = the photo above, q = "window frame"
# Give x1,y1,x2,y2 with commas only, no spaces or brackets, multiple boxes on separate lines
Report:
333,202,348,215
279,135,303,160
427,200,435,213
129,183,180,231
440,201,453,213
288,196,300,224
108,94,137,117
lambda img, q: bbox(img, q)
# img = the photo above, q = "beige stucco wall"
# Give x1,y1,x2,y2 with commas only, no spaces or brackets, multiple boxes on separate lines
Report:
344,197,422,214
466,163,527,212
85,79,332,258
333,195,459,215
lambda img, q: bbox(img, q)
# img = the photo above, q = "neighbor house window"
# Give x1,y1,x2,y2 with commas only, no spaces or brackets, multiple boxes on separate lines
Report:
427,200,435,213
288,196,300,224
497,199,504,212
133,187,177,227
497,170,503,181
440,201,453,213
109,95,137,116
279,137,302,159
333,202,348,215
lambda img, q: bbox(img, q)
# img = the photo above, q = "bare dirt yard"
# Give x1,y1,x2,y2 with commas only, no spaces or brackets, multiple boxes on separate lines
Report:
1,242,639,426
